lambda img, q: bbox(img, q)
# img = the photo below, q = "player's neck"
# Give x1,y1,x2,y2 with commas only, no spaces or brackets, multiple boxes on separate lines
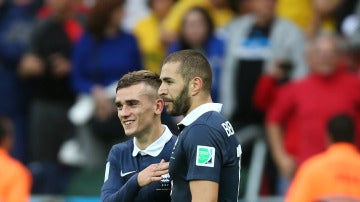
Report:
135,122,165,150
186,94,213,116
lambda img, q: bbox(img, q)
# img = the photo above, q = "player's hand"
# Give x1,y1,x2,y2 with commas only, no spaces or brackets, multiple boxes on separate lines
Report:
277,153,296,179
137,159,169,187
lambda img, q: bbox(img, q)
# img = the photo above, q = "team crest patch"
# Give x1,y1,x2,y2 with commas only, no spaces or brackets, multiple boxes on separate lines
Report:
196,145,215,167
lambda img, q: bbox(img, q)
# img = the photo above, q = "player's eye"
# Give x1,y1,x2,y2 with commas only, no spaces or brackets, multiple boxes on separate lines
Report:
127,100,140,106
115,102,123,110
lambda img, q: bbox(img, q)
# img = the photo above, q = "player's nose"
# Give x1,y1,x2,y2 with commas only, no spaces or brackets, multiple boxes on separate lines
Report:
119,105,131,117
158,83,168,96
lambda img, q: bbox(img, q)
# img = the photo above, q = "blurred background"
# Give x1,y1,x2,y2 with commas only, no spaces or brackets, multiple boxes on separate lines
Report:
0,0,359,201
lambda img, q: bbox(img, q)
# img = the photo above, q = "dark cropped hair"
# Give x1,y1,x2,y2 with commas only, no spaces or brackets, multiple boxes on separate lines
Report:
87,0,125,40
327,114,355,143
163,49,212,93
179,6,214,49
116,70,162,97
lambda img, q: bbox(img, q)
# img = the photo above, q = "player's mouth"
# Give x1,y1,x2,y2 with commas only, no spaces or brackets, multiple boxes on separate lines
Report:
162,98,173,104
123,120,135,126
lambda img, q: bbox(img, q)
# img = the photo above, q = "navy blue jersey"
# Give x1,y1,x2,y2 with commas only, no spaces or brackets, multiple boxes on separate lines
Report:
101,133,177,202
169,106,241,202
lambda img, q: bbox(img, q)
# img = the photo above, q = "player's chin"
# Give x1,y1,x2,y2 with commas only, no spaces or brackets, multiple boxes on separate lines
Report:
122,124,136,135
124,129,135,137
165,103,174,111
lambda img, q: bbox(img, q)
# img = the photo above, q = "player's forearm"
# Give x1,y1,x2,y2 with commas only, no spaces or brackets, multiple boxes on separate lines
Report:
266,123,287,163
102,174,140,202
189,180,219,202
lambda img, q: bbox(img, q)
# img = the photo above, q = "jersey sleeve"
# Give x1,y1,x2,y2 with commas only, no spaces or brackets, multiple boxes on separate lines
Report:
183,124,223,183
100,147,140,202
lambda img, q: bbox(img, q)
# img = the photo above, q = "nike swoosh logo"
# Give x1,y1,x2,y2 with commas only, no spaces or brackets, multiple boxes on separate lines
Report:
120,170,136,177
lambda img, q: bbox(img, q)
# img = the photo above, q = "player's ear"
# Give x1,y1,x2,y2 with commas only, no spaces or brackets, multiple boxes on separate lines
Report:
154,97,164,115
190,77,203,96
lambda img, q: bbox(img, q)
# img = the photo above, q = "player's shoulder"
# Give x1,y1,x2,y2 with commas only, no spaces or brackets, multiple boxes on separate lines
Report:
196,111,228,128
188,111,234,137
109,139,134,155
194,111,226,125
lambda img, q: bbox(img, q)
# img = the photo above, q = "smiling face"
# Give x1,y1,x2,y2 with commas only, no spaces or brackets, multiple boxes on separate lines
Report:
158,62,191,116
115,82,162,137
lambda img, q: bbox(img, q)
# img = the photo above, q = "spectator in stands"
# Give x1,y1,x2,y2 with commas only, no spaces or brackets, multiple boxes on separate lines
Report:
308,0,359,38
286,114,360,202
253,59,293,113
266,33,360,194
221,0,306,131
36,0,92,24
0,116,32,202
133,0,176,74
0,0,38,162
18,0,82,194
276,0,358,37
340,1,360,75
70,0,142,168
161,0,235,43
275,0,313,33
167,6,224,102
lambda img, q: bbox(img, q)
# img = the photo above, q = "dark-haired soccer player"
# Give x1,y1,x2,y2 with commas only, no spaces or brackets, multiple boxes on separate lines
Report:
159,50,241,202
101,70,176,202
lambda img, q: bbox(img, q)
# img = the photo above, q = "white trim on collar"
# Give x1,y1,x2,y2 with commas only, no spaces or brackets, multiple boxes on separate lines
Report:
132,125,173,157
179,103,223,127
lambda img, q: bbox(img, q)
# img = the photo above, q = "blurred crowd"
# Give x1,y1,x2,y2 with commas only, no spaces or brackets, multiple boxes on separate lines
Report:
0,0,360,199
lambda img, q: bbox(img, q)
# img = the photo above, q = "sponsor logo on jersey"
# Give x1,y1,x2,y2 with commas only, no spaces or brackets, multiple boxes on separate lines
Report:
157,173,171,191
221,121,234,137
196,145,215,167
161,173,170,183
120,170,136,177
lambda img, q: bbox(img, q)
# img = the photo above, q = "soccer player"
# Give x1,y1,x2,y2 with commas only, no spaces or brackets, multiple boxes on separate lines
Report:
158,49,242,201
101,70,177,202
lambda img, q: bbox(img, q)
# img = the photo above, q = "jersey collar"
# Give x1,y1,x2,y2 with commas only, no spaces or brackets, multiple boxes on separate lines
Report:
132,125,173,157
178,103,223,128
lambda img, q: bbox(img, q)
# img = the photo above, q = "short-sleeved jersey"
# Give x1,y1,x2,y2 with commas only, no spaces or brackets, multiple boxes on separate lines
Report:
101,127,177,202
169,103,241,202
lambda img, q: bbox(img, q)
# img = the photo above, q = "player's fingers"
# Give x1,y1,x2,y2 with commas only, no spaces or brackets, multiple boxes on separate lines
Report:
155,162,169,171
154,169,169,177
150,176,162,182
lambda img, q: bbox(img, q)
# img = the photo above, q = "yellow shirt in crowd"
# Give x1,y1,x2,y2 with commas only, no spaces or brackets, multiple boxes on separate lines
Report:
162,0,234,34
133,13,166,74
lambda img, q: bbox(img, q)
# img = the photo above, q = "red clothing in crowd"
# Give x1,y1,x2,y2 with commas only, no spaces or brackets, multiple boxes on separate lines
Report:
266,69,360,165
254,75,299,157
253,75,280,112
